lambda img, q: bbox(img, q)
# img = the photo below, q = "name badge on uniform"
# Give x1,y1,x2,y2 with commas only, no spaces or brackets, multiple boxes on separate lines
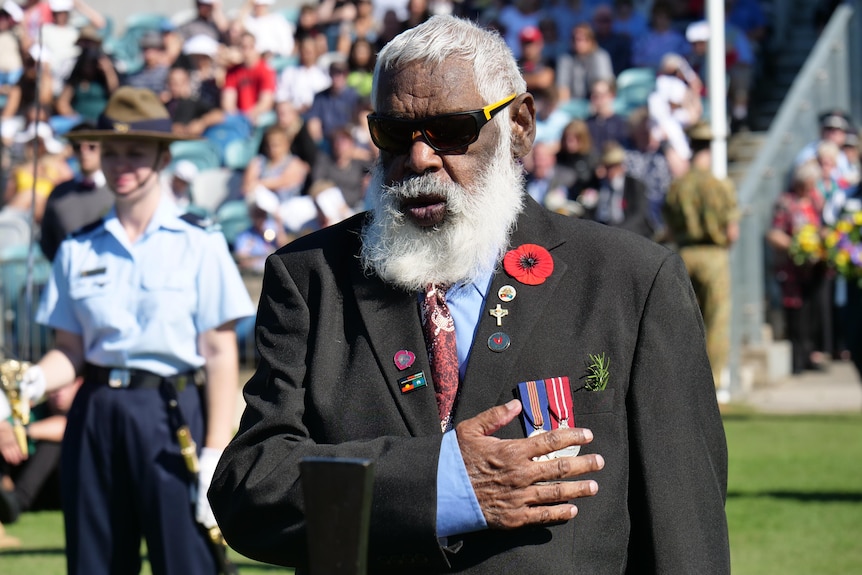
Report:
80,267,107,277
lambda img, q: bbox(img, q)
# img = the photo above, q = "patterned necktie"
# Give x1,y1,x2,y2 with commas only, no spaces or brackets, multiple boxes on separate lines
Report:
421,284,459,432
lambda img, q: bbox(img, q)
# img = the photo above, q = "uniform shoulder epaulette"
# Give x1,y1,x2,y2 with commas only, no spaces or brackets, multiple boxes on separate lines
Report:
70,218,104,238
179,211,221,232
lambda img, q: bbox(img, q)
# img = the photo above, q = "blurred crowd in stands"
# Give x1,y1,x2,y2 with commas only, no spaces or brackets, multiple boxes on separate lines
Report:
0,0,776,265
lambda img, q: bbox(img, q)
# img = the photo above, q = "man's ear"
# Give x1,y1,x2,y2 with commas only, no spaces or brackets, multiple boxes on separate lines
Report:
510,93,536,159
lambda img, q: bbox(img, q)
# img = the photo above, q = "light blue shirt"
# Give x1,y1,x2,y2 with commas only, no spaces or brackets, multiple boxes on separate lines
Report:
434,274,494,537
36,197,255,376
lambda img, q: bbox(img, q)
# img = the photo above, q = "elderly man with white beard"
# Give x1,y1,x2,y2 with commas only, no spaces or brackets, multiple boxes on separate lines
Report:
209,15,730,575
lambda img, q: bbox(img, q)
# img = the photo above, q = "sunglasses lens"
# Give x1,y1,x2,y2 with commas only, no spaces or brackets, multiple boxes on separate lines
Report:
423,114,478,151
368,117,412,154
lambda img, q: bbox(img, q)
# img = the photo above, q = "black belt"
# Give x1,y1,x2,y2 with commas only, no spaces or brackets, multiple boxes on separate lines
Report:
84,363,202,391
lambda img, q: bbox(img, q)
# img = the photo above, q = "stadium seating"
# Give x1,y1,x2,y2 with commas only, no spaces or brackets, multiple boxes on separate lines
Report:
615,67,656,111
559,98,591,120
169,139,223,171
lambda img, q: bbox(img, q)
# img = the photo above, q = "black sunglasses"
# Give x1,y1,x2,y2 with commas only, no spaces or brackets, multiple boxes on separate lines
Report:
367,93,517,154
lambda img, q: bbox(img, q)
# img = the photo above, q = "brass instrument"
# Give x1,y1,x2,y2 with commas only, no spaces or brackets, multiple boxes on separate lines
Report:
0,359,33,454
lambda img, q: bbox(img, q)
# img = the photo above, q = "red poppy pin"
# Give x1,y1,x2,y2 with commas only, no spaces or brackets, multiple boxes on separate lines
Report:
503,244,554,285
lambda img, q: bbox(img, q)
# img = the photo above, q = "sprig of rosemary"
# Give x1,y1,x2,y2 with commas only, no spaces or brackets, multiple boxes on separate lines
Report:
584,353,610,391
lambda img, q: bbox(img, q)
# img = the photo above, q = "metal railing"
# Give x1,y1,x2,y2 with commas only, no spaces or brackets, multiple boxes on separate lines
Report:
0,253,263,368
729,3,857,392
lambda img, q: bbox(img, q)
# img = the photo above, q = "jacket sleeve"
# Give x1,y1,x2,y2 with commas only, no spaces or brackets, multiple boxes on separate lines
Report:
208,252,448,570
625,253,730,573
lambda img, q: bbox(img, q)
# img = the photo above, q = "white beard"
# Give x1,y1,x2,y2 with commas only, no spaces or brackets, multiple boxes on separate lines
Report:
360,144,525,292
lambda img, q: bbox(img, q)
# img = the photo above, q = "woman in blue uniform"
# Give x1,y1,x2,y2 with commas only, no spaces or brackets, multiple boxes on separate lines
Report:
18,86,255,575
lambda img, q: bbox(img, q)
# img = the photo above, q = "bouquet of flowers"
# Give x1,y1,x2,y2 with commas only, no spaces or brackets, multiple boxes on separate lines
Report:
824,211,862,283
788,223,826,266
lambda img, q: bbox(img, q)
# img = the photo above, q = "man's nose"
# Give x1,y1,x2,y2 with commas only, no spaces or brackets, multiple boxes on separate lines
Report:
404,130,442,173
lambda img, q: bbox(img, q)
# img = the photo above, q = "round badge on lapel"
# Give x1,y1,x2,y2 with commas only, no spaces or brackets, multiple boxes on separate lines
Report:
498,285,517,302
487,332,511,352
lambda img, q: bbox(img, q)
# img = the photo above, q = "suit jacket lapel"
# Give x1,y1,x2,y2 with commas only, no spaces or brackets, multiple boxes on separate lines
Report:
457,199,570,425
350,262,441,436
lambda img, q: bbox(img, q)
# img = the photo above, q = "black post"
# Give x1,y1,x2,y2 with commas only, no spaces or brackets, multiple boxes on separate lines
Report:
301,457,375,575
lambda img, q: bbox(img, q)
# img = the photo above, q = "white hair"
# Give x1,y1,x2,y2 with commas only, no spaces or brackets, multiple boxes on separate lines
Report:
372,15,526,122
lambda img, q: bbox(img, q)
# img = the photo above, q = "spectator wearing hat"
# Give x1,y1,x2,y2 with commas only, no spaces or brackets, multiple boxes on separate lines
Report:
555,22,614,103
165,158,199,211
233,190,291,273
275,33,331,113
663,122,739,388
39,124,112,261
176,34,222,109
53,27,118,124
0,1,23,101
517,25,555,93
841,127,861,189
647,71,700,164
305,59,360,146
240,0,295,58
16,85,254,574
177,0,228,43
683,17,753,132
584,141,653,238
41,0,105,96
221,30,276,126
123,31,171,101
795,110,856,183
164,66,224,138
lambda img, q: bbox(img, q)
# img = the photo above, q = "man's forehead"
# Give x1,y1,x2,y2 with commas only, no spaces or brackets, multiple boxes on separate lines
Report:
376,61,482,115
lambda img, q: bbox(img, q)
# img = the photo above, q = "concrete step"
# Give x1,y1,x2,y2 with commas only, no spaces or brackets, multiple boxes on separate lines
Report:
742,338,793,387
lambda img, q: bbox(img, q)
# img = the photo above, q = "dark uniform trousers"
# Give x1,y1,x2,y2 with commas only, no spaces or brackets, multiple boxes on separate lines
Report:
61,378,216,575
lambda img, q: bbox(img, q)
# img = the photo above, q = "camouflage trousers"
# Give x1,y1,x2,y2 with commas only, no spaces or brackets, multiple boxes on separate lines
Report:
679,246,731,388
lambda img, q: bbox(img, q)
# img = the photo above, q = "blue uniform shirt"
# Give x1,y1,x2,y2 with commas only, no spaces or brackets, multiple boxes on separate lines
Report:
37,197,256,376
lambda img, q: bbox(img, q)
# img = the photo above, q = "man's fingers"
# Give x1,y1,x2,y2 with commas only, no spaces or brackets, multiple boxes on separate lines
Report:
526,427,594,460
458,399,522,438
528,453,605,485
524,478,600,506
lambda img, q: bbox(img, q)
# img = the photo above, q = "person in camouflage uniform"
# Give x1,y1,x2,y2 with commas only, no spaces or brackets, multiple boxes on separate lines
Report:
663,122,739,388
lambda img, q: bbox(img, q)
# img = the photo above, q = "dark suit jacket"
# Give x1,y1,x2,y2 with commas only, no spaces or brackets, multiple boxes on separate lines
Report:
210,196,729,574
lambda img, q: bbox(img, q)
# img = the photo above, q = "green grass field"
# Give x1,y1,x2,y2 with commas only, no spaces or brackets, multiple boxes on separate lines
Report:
2,413,861,574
